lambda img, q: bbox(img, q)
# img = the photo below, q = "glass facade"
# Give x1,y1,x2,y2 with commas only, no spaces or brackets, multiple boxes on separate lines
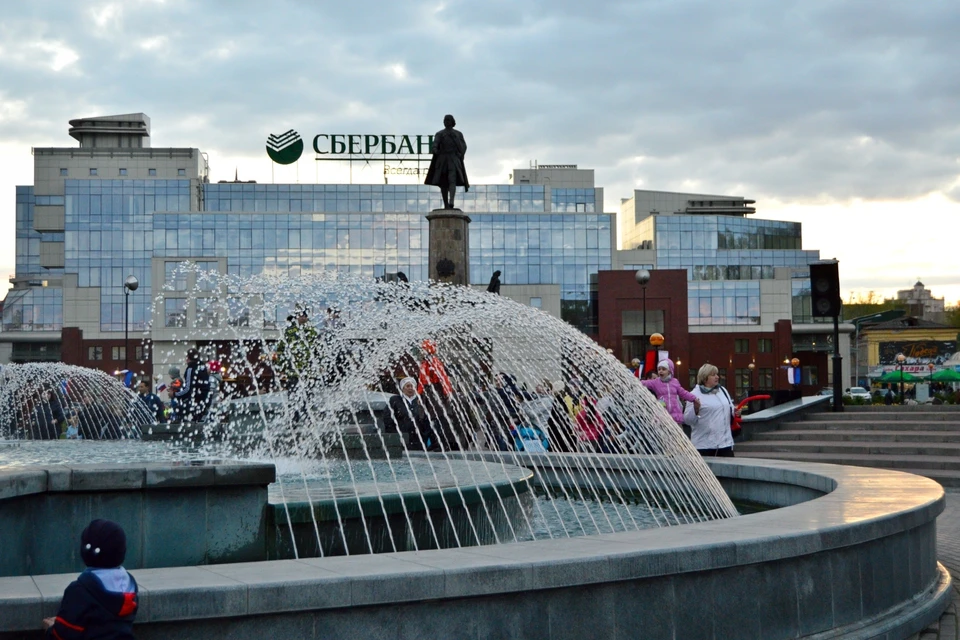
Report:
551,188,596,212
1,187,64,332
688,281,761,326
163,192,611,332
203,183,546,214
5,180,611,337
634,214,821,326
64,179,191,331
654,216,817,278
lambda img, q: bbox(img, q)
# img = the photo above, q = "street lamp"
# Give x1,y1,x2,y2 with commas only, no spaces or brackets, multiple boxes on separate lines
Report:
791,357,801,399
123,275,139,380
635,269,651,372
896,352,906,404
747,361,756,396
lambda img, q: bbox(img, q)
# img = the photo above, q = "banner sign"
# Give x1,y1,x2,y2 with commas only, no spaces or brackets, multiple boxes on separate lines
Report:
313,134,434,156
878,340,956,365
266,130,436,165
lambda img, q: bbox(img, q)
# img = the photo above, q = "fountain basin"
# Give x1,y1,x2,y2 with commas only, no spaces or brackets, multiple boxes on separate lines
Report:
267,460,534,557
0,456,951,640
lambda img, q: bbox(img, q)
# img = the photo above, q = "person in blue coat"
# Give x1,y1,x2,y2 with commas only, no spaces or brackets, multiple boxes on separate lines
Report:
42,519,138,639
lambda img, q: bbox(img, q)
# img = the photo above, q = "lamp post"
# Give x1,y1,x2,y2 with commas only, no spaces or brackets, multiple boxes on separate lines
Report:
123,275,139,381
896,353,906,404
791,357,801,399
635,268,651,346
635,269,651,373
747,362,756,405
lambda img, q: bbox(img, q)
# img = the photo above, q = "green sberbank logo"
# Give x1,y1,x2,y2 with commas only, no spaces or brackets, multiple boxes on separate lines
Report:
266,130,303,165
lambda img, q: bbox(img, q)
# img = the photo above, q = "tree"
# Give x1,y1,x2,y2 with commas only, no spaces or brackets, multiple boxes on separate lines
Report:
841,292,908,322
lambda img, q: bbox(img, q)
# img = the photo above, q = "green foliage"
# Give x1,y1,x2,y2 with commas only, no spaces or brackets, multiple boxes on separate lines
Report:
943,305,960,329
842,298,908,322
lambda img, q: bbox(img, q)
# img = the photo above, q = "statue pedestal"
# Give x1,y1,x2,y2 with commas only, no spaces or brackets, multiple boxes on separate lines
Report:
426,209,471,286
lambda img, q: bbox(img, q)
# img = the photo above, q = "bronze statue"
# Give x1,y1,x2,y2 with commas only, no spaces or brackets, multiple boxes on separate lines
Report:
425,114,469,209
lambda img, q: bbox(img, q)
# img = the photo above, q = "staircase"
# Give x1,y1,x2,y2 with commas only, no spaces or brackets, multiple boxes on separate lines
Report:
737,405,960,488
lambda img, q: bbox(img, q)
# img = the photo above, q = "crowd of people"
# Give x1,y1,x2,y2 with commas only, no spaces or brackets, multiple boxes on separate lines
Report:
378,346,740,459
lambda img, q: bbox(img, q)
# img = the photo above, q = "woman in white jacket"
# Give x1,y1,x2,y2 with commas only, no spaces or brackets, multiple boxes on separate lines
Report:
683,363,738,457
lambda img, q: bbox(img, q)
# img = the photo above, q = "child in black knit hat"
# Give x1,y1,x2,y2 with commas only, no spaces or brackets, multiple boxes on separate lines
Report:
42,519,139,639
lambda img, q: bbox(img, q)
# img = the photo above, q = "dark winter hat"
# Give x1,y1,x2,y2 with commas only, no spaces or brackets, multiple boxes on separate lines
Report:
81,519,127,568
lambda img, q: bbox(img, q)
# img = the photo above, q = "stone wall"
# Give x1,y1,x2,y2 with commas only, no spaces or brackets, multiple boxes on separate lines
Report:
0,461,274,577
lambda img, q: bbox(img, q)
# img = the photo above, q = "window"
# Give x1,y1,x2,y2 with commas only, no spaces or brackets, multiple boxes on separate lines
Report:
111,346,126,361
802,366,819,386
735,368,752,398
148,168,157,176
164,299,187,327
227,297,250,327
196,261,219,291
689,370,698,389
717,368,727,388
196,298,218,328
529,297,542,309
59,168,68,176
734,338,750,353
758,338,773,353
119,168,128,176
177,168,186,176
165,262,188,291
135,345,146,361
88,346,103,361
89,168,98,176
758,368,773,389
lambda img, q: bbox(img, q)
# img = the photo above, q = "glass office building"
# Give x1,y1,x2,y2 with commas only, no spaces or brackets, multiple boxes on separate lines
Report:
624,210,820,326
2,188,64,335
3,175,612,364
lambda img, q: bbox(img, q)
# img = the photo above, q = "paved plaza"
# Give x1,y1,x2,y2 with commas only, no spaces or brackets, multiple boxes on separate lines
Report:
912,490,960,640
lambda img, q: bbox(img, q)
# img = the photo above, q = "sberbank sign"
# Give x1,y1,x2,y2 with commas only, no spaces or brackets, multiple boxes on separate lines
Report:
312,134,434,156
266,130,435,164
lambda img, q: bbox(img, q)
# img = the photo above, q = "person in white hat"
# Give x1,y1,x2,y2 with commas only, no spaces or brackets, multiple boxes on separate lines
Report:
385,377,437,450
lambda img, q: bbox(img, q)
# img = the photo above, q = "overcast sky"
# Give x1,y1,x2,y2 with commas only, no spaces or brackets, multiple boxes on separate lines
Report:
1,0,958,304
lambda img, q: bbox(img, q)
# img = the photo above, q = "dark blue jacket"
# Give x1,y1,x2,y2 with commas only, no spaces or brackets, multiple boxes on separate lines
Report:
137,392,165,423
46,568,138,640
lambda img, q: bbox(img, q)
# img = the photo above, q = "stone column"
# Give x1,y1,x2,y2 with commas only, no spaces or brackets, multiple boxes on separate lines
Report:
426,209,471,286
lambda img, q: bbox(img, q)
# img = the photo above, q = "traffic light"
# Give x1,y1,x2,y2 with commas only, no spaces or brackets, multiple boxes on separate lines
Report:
809,261,841,317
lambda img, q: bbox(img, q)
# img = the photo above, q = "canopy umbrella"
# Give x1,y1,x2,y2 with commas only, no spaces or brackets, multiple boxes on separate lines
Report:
929,368,960,382
876,370,923,383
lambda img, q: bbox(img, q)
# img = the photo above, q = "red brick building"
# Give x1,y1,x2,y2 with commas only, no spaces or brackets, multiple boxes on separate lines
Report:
597,269,802,400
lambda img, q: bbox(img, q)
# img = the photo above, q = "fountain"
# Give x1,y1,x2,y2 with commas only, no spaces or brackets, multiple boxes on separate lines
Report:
0,266,951,638
144,265,739,557
0,362,153,441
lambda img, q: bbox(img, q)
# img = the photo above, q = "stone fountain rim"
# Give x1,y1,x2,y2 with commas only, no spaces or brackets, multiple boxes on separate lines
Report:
0,455,948,637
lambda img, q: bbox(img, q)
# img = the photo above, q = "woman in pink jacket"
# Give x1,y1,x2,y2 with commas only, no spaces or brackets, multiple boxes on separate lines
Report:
641,359,700,426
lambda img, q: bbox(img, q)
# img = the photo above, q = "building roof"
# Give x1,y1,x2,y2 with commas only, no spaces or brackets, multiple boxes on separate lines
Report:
865,316,952,331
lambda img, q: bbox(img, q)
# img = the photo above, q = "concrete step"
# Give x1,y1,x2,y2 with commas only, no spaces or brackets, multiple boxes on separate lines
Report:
803,411,960,422
752,430,960,443
782,420,960,431
737,440,960,457
737,452,960,488
898,469,960,488
843,406,960,414
736,451,960,472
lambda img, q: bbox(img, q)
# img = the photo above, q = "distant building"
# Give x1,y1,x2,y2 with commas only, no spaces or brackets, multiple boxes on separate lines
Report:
891,281,946,321
612,189,852,393
0,117,612,380
1,115,851,395
859,316,956,379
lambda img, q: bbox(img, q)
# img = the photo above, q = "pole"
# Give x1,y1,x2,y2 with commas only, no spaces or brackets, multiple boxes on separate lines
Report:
124,289,130,377
642,286,647,347
899,364,904,404
832,314,843,412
